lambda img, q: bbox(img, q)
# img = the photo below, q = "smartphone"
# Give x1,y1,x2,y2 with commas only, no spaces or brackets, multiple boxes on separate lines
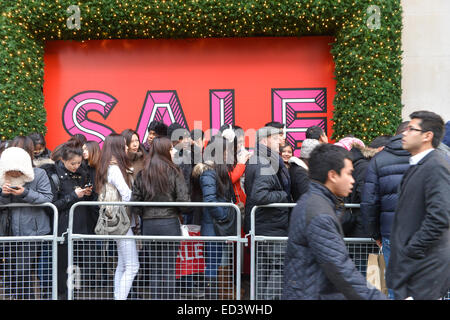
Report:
84,182,93,188
9,186,19,190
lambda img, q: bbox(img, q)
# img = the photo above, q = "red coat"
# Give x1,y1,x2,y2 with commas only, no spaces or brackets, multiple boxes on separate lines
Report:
229,163,246,204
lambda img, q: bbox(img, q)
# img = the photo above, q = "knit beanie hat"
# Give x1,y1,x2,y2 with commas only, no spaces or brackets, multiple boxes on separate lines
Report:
334,137,365,151
300,139,321,159
0,147,34,187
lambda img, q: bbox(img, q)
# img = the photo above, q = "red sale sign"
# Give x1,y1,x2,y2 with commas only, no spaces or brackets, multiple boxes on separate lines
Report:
44,36,336,156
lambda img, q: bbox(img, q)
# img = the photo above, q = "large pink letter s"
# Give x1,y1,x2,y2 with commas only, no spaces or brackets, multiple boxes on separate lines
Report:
62,91,116,146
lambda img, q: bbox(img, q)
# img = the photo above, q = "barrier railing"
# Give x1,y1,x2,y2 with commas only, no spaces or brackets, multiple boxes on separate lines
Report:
2,201,442,300
249,203,381,300
0,203,59,300
67,201,245,300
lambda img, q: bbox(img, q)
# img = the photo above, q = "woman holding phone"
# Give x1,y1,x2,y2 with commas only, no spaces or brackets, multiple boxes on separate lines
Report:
41,140,95,299
0,146,53,299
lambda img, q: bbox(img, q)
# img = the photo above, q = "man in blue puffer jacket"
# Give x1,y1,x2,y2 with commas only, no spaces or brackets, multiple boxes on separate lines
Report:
283,144,386,300
360,125,410,257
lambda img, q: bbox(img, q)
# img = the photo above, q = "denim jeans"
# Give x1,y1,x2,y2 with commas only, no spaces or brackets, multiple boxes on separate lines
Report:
38,242,51,299
382,237,395,300
204,241,223,279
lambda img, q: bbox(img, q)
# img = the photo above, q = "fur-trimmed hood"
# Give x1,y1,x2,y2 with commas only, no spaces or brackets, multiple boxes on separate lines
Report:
288,156,309,170
351,142,379,159
33,157,55,168
0,147,35,186
192,161,215,179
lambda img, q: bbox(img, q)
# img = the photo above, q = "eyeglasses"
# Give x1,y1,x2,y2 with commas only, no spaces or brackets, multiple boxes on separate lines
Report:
403,126,427,133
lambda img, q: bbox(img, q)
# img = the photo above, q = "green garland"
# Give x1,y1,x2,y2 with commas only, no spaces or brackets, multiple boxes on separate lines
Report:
0,0,402,143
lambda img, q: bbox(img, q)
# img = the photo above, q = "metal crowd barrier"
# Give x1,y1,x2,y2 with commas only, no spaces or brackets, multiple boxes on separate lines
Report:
2,201,446,300
250,203,381,300
0,203,59,300
67,201,245,300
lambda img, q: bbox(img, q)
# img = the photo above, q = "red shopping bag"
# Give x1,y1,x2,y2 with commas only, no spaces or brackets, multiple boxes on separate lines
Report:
176,225,205,278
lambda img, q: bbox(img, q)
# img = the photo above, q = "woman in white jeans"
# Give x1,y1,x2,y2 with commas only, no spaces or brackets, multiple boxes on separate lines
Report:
96,134,139,300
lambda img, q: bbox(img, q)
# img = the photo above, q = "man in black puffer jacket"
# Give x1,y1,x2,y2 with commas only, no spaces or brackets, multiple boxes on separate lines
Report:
360,122,410,291
283,144,386,300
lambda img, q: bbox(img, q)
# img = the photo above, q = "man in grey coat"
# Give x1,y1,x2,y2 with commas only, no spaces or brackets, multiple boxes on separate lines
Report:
386,110,450,300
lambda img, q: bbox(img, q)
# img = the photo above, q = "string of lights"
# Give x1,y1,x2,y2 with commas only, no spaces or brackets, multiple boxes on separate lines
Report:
0,0,402,143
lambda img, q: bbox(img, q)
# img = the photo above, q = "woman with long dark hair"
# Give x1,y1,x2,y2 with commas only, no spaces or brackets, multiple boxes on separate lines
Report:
96,133,139,300
120,129,146,178
131,136,189,299
191,135,235,299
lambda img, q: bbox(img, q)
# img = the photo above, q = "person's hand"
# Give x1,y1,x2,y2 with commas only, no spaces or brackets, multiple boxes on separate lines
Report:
83,186,93,197
74,187,85,198
237,149,251,164
375,239,382,248
2,183,24,195
2,183,12,194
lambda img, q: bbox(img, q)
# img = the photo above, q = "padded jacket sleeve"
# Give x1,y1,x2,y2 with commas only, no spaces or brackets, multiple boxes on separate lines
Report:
360,158,381,240
20,169,53,204
200,170,228,221
306,214,387,300
251,166,288,205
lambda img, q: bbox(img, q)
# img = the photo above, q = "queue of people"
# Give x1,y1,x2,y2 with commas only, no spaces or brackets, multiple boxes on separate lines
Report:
0,111,448,300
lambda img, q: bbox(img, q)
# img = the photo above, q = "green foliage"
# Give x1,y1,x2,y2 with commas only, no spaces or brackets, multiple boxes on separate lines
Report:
0,0,402,143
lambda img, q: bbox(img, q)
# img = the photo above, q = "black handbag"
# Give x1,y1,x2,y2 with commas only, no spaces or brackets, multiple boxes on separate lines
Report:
213,204,237,237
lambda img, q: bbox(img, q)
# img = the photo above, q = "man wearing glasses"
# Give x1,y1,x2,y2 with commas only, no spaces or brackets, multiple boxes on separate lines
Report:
386,110,450,300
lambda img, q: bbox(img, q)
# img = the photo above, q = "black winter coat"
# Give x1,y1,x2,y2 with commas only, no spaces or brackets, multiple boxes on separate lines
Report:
283,182,386,300
360,135,410,240
342,147,375,238
288,157,310,203
41,161,94,236
386,150,450,300
244,144,290,236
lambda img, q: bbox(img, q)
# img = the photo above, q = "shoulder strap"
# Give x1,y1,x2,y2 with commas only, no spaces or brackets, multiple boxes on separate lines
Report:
50,173,61,192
